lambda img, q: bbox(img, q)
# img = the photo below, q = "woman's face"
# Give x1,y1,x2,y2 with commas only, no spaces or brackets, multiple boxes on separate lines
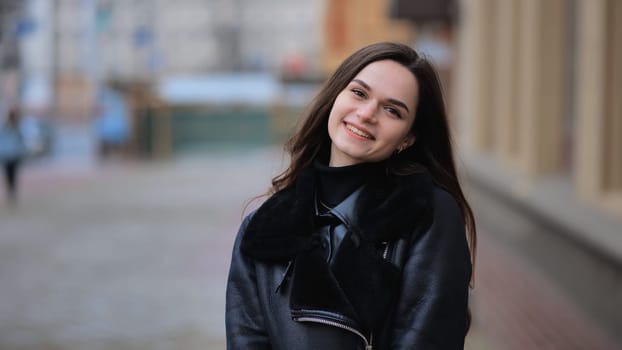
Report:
327,59,418,167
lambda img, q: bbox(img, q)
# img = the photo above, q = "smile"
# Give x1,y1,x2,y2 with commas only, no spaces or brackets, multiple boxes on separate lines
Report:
345,123,374,140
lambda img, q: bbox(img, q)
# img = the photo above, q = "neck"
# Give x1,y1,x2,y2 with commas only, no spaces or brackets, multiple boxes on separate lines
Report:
313,158,384,207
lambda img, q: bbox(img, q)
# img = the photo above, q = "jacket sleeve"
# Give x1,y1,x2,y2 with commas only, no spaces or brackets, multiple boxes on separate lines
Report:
391,189,472,349
225,214,272,350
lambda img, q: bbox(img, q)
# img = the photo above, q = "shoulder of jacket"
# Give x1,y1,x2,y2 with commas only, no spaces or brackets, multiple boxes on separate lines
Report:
429,186,463,221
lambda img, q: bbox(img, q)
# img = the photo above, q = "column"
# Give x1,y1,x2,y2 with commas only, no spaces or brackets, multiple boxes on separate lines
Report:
516,0,566,175
455,0,496,152
575,0,608,198
604,0,622,191
492,0,521,164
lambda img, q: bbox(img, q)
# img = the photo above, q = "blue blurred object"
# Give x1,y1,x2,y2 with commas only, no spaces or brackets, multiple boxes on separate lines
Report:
94,88,130,145
157,73,280,105
14,17,38,37
19,114,47,156
133,26,153,48
0,121,25,161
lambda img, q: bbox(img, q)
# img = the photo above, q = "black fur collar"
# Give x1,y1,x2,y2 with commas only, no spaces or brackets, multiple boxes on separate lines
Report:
241,165,434,261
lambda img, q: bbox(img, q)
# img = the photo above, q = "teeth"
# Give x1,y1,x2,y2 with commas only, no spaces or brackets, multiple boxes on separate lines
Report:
346,124,373,139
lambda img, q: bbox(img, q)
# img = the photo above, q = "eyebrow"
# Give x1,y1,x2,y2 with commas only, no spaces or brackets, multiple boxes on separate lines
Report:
351,79,411,113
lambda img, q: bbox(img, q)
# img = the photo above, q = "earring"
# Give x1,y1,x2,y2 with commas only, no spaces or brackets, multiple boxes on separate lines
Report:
396,145,405,154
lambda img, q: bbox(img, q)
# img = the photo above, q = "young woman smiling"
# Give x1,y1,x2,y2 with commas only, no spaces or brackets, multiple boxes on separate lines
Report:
226,42,476,350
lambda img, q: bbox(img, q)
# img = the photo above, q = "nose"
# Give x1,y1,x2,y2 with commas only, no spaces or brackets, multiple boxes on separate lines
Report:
357,101,377,123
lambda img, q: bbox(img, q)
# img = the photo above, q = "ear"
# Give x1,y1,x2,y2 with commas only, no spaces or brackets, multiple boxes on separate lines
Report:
402,133,416,149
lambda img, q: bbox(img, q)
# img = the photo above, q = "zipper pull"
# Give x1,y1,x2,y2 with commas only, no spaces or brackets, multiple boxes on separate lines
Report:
381,242,390,260
366,333,373,350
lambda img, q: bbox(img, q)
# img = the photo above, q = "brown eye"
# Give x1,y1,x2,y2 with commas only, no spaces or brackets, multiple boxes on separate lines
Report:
384,106,402,118
351,89,365,98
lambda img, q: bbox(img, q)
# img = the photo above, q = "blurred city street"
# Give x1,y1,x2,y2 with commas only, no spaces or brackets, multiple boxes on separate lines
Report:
0,148,283,350
1,147,620,350
1,0,621,349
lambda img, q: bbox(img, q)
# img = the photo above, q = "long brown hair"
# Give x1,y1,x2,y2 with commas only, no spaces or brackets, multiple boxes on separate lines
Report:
272,42,476,282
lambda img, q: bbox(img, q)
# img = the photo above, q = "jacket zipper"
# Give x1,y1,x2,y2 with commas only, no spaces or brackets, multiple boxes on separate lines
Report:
382,242,390,260
292,311,372,349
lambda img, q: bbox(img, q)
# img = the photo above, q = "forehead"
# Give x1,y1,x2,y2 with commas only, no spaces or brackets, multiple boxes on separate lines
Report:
353,59,418,110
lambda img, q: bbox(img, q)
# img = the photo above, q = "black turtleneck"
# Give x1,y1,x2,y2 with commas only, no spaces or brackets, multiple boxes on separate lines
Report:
313,158,385,208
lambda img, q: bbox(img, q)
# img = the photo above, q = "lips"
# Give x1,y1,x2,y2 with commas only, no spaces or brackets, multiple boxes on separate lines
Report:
344,122,375,140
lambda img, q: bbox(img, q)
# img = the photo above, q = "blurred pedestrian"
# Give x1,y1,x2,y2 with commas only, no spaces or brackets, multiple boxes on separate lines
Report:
226,42,477,349
94,86,130,159
0,106,26,206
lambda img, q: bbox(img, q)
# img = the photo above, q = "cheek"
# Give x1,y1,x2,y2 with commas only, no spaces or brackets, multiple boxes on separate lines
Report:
327,109,341,140
384,123,413,146
327,111,338,135
328,92,351,119
327,107,338,125
328,101,346,129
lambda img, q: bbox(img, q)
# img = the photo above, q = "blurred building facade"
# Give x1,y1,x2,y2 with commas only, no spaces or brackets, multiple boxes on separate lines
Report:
455,0,621,218
0,0,325,121
0,0,24,112
451,0,622,341
54,0,324,79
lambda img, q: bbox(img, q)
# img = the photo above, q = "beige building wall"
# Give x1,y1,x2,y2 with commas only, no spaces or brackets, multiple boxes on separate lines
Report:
575,0,608,200
491,0,520,163
575,0,622,213
456,0,621,215
607,0,622,193
467,0,496,152
459,0,566,174
516,0,566,175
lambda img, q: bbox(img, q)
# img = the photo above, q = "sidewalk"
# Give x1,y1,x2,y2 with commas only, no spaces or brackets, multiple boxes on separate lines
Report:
471,231,620,349
0,147,618,349
0,148,281,349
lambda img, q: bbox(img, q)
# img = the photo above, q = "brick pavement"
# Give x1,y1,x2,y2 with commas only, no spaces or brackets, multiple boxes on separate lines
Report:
471,232,621,350
0,149,281,350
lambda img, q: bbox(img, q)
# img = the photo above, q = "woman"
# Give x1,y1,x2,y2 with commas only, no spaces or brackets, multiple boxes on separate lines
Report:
226,42,476,349
0,107,26,206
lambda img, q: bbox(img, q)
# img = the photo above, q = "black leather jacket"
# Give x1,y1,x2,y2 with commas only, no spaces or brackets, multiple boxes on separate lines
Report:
226,171,471,349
